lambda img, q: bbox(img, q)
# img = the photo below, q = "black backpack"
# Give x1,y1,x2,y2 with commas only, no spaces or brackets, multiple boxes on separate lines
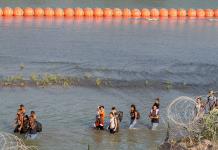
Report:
136,111,140,119
36,121,42,132
117,111,123,122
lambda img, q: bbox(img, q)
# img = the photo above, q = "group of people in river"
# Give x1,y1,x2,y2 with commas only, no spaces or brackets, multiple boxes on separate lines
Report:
94,97,160,133
195,90,218,117
14,104,42,139
94,90,218,134
12,91,217,138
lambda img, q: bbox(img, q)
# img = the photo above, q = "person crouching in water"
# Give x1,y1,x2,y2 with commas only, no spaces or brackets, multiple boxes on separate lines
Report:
108,112,118,134
95,105,105,130
26,116,38,140
149,105,159,130
129,104,140,129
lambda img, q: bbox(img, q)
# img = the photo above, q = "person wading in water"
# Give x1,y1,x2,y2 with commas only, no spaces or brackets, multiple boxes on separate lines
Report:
129,104,140,129
149,105,160,130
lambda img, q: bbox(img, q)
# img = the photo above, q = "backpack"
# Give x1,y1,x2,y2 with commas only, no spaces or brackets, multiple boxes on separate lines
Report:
136,111,140,119
36,121,42,132
117,111,123,122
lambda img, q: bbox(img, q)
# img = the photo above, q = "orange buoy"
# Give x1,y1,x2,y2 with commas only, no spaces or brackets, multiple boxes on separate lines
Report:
168,8,177,17
3,7,13,16
54,8,64,17
34,8,44,16
205,9,214,17
159,8,168,17
131,8,141,17
214,9,218,17
177,8,186,17
187,8,196,17
103,8,113,17
113,8,122,17
93,8,103,17
83,8,93,17
150,8,159,17
64,8,74,17
74,7,84,17
13,7,23,16
196,9,205,17
122,8,131,17
0,8,3,16
44,7,54,16
141,8,150,17
24,7,34,16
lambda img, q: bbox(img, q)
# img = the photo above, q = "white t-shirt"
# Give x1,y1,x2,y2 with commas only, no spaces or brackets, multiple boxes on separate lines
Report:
110,117,116,129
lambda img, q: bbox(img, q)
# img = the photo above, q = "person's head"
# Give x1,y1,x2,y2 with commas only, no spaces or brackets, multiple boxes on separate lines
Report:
131,104,136,112
112,106,116,110
109,112,114,118
153,105,157,110
19,104,26,113
196,97,201,103
100,105,104,111
30,111,37,120
209,90,214,96
155,97,160,103
31,111,35,115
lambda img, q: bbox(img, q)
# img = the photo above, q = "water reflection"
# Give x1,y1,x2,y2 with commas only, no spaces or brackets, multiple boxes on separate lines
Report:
0,16,217,31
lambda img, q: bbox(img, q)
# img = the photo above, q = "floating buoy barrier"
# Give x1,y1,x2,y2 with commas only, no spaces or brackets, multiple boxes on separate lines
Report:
0,7,217,18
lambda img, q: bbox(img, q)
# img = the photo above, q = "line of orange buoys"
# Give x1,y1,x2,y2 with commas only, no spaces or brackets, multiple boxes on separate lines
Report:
0,7,218,18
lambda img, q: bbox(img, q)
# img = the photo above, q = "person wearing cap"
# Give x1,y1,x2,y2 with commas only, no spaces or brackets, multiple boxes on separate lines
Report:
207,90,217,111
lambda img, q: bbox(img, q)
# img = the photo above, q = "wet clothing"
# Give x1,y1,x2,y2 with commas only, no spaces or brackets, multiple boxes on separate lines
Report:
28,122,37,134
150,109,159,123
129,119,137,129
20,119,29,134
95,111,105,130
14,125,21,133
109,117,117,134
151,123,159,130
129,111,137,129
150,109,159,130
130,111,136,120
99,111,105,127
112,111,119,132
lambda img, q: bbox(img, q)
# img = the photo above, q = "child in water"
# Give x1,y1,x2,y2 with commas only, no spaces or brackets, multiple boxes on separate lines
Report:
94,105,105,130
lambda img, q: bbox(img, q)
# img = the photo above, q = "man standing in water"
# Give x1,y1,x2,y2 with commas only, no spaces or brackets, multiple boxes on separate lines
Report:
206,90,217,111
149,105,160,130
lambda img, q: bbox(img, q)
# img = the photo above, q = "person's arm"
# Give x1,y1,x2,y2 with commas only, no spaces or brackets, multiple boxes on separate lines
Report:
114,118,117,131
134,111,137,120
18,116,24,131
